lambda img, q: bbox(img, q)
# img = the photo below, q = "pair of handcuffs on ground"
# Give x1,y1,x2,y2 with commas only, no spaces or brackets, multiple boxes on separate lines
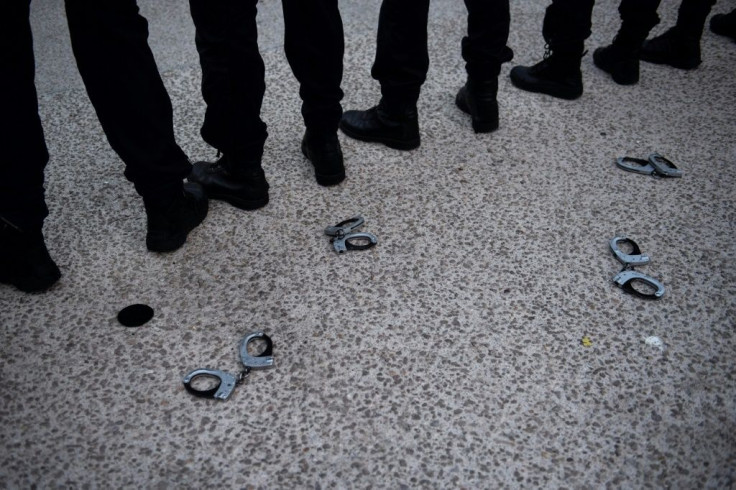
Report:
182,331,274,400
615,152,682,178
610,236,665,300
325,216,378,254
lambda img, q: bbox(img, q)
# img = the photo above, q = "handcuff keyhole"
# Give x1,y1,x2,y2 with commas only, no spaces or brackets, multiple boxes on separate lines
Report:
629,278,657,296
189,374,220,392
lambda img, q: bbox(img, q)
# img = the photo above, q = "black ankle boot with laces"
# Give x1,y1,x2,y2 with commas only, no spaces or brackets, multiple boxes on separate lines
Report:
510,45,584,100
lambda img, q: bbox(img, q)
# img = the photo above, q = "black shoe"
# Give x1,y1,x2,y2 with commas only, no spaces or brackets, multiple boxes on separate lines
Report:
640,27,702,70
593,44,640,85
710,11,736,41
145,182,208,253
510,54,583,100
188,156,269,210
0,220,61,293
339,101,420,150
455,79,499,133
301,132,345,186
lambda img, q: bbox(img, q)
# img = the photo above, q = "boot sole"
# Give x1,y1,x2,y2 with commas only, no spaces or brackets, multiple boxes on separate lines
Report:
187,176,269,211
206,190,269,211
338,121,420,151
455,94,499,134
639,53,701,70
146,231,189,253
509,71,583,100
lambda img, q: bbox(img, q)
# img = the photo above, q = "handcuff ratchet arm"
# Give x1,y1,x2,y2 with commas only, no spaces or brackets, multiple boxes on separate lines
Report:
610,236,650,267
325,216,365,237
331,232,378,254
239,331,275,369
613,270,665,299
182,368,238,400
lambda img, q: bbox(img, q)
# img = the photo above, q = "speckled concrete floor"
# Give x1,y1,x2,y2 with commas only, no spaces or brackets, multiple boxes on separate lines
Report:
2,0,735,487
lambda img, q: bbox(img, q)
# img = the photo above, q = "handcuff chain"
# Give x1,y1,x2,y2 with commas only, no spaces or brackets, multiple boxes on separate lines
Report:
237,367,251,385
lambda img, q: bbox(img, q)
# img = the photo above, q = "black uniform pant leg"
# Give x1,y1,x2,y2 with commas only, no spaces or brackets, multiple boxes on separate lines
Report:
0,1,49,230
543,0,596,48
64,0,190,202
371,0,430,107
618,0,662,37
462,0,514,81
281,0,344,138
675,0,717,37
189,0,267,164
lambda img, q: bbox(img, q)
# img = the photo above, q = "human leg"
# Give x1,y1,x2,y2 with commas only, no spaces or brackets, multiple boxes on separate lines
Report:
456,0,513,132
593,0,661,84
0,1,61,292
339,0,426,150
187,0,269,208
281,0,345,185
640,0,718,69
65,0,206,251
509,0,595,100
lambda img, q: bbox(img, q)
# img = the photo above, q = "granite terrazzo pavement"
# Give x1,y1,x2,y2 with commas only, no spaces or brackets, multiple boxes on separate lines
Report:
1,0,735,487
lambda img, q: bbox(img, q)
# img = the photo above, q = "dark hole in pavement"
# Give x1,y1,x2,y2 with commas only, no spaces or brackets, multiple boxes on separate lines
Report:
118,304,154,327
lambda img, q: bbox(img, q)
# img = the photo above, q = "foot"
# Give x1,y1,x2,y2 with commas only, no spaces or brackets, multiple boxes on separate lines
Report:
301,131,345,186
640,27,702,70
0,220,61,293
145,182,208,253
710,11,736,41
188,155,269,210
455,79,499,133
509,56,583,100
339,101,420,150
593,44,640,85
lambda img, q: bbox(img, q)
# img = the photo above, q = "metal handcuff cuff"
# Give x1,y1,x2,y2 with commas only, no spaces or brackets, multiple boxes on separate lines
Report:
615,152,682,178
325,216,378,254
610,236,665,300
182,331,274,400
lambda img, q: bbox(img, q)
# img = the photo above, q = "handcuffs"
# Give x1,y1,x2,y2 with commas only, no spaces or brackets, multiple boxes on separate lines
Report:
610,236,665,300
325,216,378,254
182,331,274,400
615,153,682,178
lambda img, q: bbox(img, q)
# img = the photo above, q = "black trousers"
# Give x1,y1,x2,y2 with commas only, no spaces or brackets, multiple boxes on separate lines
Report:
0,0,190,230
371,0,513,106
189,0,344,165
542,0,665,49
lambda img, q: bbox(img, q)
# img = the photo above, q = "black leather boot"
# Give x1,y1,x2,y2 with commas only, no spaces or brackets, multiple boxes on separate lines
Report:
509,48,584,100
301,131,345,186
144,182,208,253
594,25,647,85
455,78,499,133
188,155,269,210
339,99,420,150
640,27,702,69
711,10,736,41
593,43,639,84
0,218,61,293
